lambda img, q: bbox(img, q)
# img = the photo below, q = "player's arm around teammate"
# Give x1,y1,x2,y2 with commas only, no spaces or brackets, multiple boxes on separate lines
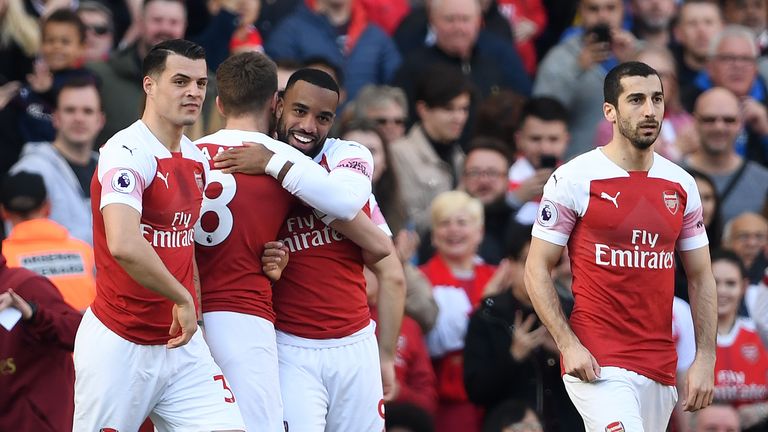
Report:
525,238,601,382
677,246,717,411
103,204,197,348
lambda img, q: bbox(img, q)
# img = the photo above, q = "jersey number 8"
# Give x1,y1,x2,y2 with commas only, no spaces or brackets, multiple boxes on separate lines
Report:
195,170,236,246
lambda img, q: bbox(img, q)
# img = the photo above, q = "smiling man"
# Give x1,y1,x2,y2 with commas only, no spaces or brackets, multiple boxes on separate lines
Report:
525,61,718,430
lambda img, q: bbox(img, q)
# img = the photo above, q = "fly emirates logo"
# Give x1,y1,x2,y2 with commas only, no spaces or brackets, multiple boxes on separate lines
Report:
594,230,674,270
140,211,196,248
281,213,345,252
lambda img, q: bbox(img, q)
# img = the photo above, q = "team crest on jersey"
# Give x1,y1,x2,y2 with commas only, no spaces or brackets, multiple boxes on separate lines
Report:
741,344,760,364
663,190,679,215
194,168,204,192
111,169,136,194
605,421,625,432
537,199,558,227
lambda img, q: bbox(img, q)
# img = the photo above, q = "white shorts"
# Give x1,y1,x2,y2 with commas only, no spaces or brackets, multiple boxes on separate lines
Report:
73,308,245,432
277,321,384,432
203,311,284,432
563,366,677,432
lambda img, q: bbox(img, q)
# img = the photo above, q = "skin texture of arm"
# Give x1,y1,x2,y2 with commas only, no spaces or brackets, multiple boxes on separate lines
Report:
524,237,601,382
678,246,717,412
102,203,196,348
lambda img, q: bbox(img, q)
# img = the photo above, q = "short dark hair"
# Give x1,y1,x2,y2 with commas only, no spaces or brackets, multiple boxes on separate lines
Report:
519,96,568,126
43,8,87,43
710,249,747,279
216,52,277,117
415,63,473,108
604,61,661,106
285,68,340,97
142,39,206,78
1,171,47,217
384,402,435,432
303,56,345,87
56,76,102,110
467,136,512,167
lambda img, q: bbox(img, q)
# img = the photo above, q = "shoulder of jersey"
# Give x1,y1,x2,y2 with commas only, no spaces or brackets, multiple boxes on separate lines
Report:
102,121,146,156
552,149,619,182
650,152,695,184
736,316,758,332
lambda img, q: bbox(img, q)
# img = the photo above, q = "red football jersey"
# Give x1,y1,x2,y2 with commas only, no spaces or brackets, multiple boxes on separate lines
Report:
273,138,374,339
533,149,708,385
194,130,297,321
91,121,207,345
715,317,768,406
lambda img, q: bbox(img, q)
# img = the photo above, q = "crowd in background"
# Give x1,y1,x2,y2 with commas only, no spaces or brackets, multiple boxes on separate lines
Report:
1,0,768,431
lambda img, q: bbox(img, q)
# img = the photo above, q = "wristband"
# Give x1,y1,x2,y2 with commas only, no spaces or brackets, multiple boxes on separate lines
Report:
265,153,289,178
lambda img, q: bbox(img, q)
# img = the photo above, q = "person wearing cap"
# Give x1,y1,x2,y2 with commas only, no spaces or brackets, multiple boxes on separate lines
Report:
0,241,82,431
1,171,96,312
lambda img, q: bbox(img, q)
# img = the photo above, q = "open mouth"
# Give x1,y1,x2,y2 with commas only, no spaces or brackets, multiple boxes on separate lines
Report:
290,131,316,147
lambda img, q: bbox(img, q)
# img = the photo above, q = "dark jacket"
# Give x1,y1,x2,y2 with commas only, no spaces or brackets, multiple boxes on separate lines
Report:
464,291,582,432
0,255,82,432
264,3,402,101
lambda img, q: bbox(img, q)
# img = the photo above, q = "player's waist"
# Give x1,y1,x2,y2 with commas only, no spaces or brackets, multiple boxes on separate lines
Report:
276,320,374,348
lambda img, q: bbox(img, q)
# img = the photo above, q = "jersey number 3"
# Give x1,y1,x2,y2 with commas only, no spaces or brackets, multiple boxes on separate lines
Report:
196,170,236,246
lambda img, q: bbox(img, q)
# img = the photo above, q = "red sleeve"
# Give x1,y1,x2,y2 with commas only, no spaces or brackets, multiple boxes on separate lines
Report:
394,319,438,415
16,275,82,351
524,0,548,35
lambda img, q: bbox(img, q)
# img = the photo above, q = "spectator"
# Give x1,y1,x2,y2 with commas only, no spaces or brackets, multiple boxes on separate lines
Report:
481,399,544,432
497,0,548,75
533,0,639,159
385,402,436,432
473,89,526,151
0,0,39,84
87,0,218,144
359,0,411,35
720,0,768,55
8,77,103,245
390,65,471,235
460,138,516,264
254,0,301,41
393,0,531,143
276,58,301,91
77,1,115,62
0,248,82,432
11,8,95,144
691,403,742,432
594,46,696,162
1,171,95,312
464,227,582,432
420,190,497,432
673,0,724,86
629,0,676,47
348,84,409,144
684,87,768,224
722,212,768,284
208,0,264,55
265,0,401,101
711,250,768,431
508,96,569,225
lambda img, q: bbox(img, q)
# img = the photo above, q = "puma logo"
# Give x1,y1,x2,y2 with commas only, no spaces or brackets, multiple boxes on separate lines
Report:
156,171,169,188
600,191,620,208
121,145,135,156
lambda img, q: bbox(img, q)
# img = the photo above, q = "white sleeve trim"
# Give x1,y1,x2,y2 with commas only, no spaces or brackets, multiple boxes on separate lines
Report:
677,233,708,251
100,194,142,214
532,225,569,246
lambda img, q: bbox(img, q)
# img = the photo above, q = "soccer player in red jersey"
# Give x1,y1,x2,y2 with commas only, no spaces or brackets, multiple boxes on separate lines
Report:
215,68,405,431
525,61,718,431
72,40,244,431
194,53,394,431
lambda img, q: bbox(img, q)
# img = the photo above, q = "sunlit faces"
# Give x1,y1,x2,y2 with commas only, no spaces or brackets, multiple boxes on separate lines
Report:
708,35,758,97
515,116,569,168
712,259,746,319
430,0,481,58
674,2,723,60
141,0,186,51
580,0,624,30
609,75,665,149
365,100,406,144
463,148,509,205
722,0,767,35
693,404,740,432
630,0,676,30
144,54,208,127
53,85,105,148
343,129,386,183
418,92,471,143
694,89,742,156
431,208,483,261
78,9,113,61
276,80,339,157
724,213,768,266
41,22,85,71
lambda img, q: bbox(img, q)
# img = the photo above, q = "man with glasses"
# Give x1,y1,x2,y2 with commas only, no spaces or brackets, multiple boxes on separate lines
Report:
77,1,115,62
723,212,768,284
349,85,409,144
684,87,768,224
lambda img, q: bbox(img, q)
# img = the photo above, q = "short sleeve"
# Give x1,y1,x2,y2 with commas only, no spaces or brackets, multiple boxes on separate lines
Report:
97,141,155,213
323,139,375,181
677,178,708,251
531,171,580,246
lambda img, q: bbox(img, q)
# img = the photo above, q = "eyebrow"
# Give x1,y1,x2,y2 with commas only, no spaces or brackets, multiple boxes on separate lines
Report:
170,73,208,81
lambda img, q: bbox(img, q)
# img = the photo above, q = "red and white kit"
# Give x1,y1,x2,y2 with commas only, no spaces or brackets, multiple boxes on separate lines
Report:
273,137,385,432
73,120,244,432
533,148,707,431
714,317,768,406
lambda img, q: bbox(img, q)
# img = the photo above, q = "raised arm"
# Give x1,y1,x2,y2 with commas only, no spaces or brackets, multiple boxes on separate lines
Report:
678,246,717,412
525,236,600,382
102,204,196,348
